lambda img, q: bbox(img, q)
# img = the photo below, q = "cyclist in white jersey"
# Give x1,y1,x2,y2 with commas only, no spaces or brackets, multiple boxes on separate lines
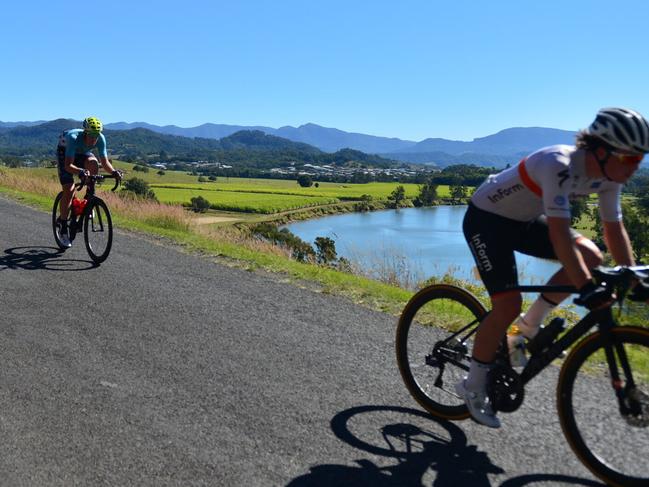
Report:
458,107,649,428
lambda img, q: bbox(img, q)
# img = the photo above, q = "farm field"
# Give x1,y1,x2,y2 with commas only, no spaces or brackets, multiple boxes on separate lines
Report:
10,163,454,214
153,187,340,213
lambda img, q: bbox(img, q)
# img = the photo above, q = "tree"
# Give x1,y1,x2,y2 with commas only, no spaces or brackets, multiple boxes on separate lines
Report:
157,170,166,176
208,175,217,182
297,174,313,188
314,236,337,264
388,185,406,208
590,201,649,263
190,195,211,213
414,181,438,207
1,156,24,168
198,176,207,183
620,202,649,262
355,194,375,212
570,197,589,225
450,184,468,201
122,177,157,201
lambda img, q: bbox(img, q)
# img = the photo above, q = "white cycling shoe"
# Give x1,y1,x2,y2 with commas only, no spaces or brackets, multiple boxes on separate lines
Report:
455,380,501,429
57,221,72,248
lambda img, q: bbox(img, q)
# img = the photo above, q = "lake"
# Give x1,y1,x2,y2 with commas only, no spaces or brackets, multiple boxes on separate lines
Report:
284,206,561,287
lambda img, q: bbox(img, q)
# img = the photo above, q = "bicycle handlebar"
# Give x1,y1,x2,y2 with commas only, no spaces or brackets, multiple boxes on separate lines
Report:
75,173,122,192
515,265,649,306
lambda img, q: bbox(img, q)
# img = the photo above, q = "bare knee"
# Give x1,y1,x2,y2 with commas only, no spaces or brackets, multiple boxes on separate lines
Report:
85,157,99,174
576,237,603,268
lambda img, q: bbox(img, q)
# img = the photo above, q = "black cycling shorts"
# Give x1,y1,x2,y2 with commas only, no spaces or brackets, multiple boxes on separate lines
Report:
463,203,581,296
56,146,94,184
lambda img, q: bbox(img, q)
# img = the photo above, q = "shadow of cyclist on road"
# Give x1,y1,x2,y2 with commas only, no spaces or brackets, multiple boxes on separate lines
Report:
287,405,604,487
287,405,503,487
0,246,97,271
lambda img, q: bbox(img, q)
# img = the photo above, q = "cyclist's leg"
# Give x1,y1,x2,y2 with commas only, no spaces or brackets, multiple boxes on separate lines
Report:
541,236,603,303
516,218,603,333
461,205,524,427
83,153,99,175
472,291,522,363
56,147,75,220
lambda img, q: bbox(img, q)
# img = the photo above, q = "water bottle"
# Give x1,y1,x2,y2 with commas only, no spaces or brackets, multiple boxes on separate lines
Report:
507,325,528,368
71,197,87,216
71,197,82,216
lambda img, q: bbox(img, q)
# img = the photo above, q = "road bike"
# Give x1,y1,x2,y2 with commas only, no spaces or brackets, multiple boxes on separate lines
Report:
396,265,649,487
52,174,120,264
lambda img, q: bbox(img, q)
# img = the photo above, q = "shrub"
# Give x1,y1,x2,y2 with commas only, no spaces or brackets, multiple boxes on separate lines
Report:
122,177,157,201
297,174,313,188
190,195,211,213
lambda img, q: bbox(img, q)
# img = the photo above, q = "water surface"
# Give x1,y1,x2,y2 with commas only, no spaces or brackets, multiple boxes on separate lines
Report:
285,206,561,286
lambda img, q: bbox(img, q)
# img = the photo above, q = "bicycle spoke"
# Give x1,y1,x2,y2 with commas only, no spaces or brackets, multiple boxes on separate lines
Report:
558,328,649,486
397,285,486,420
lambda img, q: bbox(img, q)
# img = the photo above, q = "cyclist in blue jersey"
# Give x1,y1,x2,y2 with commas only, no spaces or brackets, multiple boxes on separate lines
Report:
55,116,122,247
458,107,649,428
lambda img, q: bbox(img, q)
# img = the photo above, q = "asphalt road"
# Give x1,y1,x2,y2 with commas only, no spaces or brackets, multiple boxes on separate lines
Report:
0,195,609,486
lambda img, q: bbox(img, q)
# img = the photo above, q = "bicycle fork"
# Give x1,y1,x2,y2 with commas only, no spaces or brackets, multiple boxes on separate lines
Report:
600,323,647,426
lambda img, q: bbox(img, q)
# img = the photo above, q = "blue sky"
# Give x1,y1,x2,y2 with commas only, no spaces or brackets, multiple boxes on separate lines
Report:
2,0,648,141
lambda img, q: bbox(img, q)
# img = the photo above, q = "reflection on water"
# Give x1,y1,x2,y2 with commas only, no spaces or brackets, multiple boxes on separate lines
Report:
284,206,561,287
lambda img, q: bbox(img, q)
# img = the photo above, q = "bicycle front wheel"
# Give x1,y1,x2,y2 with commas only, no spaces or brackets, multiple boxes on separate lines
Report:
396,284,487,420
557,326,649,487
83,198,113,264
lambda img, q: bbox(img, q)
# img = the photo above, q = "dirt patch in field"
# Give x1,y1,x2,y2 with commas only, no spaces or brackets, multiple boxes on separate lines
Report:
195,216,242,224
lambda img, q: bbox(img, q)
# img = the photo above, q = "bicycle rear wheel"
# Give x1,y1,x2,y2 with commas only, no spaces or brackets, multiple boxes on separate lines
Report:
396,284,487,420
83,198,113,264
557,326,649,487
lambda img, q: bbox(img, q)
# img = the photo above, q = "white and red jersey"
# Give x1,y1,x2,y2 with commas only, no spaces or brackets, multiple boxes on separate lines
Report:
470,145,622,222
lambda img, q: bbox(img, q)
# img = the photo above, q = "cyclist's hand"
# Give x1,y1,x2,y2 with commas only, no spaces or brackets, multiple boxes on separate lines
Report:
112,169,123,181
78,169,90,179
574,281,614,310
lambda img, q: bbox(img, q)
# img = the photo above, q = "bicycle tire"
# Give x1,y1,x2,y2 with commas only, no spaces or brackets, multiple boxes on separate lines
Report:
51,192,69,250
396,284,487,420
557,326,649,487
83,198,113,264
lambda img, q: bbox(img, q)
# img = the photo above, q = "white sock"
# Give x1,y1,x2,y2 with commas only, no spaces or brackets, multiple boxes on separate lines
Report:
465,358,492,392
520,295,556,338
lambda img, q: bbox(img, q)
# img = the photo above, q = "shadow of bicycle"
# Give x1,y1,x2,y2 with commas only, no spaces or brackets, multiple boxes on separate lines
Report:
0,246,97,271
287,405,604,487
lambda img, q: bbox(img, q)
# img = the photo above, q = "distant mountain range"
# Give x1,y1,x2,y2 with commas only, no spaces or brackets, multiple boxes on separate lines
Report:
103,122,577,166
1,119,578,167
0,119,396,169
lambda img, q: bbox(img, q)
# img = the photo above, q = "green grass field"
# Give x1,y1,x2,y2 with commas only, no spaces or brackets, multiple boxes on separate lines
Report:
13,163,454,214
153,187,340,213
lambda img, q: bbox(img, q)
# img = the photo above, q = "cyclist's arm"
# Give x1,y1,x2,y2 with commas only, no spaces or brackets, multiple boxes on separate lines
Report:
98,155,117,174
64,155,85,176
96,135,116,173
547,216,592,288
603,220,635,266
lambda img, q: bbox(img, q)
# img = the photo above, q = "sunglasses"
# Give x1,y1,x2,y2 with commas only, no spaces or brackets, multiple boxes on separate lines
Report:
611,151,644,165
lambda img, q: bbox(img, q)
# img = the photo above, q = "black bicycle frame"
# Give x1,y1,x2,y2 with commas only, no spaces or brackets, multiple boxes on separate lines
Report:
520,307,610,383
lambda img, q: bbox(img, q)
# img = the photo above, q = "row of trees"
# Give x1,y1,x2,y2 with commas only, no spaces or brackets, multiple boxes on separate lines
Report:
384,182,471,209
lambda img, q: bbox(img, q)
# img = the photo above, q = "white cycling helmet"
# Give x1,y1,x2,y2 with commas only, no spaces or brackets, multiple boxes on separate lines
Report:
586,107,649,154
